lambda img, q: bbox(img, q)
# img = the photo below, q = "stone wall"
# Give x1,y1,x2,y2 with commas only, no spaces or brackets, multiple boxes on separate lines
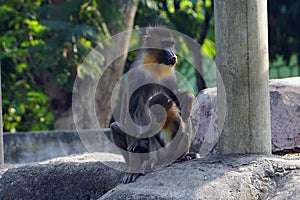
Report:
4,129,112,164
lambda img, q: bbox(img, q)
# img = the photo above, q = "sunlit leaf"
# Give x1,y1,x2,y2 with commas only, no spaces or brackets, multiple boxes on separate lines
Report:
24,19,47,33
27,91,48,104
15,63,27,74
179,0,193,10
201,38,215,58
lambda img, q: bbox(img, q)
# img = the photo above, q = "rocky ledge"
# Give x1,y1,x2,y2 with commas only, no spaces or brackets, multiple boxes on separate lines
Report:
0,153,299,200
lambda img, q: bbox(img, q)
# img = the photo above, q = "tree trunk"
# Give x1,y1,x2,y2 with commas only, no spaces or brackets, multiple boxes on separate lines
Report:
215,0,271,154
95,0,138,128
55,0,139,130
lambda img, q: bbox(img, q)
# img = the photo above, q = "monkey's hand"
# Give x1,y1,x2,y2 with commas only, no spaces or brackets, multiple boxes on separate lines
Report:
177,91,194,121
149,93,173,110
127,139,149,152
149,93,173,123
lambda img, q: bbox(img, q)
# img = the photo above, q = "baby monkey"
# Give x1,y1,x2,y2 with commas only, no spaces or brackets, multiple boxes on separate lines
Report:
110,27,198,183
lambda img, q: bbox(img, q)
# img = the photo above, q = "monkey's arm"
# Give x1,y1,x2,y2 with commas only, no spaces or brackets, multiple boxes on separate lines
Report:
177,91,194,121
126,93,171,152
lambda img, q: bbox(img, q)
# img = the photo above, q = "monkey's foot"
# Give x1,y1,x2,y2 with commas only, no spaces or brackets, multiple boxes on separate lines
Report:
122,173,144,184
175,152,200,163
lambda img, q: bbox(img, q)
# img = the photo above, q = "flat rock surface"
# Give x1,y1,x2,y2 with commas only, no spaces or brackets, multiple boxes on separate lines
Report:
101,154,300,200
1,153,299,200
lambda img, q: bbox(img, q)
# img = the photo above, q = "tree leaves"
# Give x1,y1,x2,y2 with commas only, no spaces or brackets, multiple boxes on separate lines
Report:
1,0,108,132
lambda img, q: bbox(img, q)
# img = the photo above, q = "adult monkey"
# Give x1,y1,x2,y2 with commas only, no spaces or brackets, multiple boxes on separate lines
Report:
110,27,197,184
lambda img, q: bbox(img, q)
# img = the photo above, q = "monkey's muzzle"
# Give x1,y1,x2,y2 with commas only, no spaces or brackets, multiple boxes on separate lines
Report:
168,56,177,66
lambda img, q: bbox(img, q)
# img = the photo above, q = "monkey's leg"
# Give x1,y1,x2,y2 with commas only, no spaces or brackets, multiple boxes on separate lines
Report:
111,123,146,184
174,122,200,163
125,138,151,184
110,122,129,163
177,91,194,120
123,143,148,184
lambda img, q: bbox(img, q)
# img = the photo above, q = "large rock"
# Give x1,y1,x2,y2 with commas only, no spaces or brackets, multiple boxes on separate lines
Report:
0,153,125,200
269,78,300,152
190,77,300,154
1,153,299,200
100,154,300,200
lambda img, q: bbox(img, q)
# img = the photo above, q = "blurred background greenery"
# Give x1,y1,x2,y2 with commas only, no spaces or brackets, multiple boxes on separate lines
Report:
0,0,299,132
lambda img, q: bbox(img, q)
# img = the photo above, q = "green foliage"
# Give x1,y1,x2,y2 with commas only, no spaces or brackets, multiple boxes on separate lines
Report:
1,0,50,132
269,55,299,79
268,0,300,78
0,0,108,132
99,0,124,32
1,0,299,132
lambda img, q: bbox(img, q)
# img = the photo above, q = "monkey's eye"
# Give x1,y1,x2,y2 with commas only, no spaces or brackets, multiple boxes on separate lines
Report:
162,41,174,47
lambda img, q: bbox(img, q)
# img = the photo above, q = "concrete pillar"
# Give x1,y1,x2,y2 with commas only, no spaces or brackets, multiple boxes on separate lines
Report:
215,0,271,154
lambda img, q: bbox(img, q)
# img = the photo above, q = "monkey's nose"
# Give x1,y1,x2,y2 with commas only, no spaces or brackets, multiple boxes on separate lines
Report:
169,56,177,65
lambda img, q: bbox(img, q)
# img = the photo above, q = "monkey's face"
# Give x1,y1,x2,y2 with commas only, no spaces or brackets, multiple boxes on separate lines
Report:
160,40,177,66
142,47,177,79
141,27,177,79
144,46,177,67
142,27,177,67
144,40,177,67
